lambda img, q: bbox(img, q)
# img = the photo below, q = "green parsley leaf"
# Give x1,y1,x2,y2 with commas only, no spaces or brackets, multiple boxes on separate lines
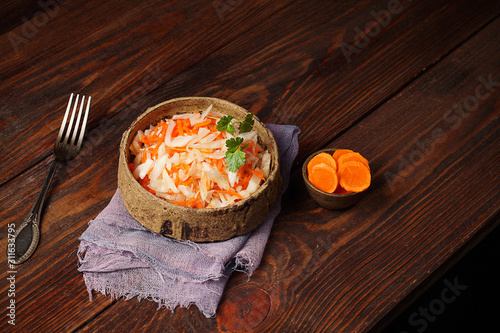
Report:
216,113,255,171
225,137,244,152
238,113,254,133
225,137,246,172
225,150,246,172
216,115,235,134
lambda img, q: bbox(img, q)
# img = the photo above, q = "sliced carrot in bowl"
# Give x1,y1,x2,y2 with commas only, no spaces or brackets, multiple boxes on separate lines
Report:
338,160,371,193
337,152,370,169
307,152,337,174
308,163,338,193
332,149,354,162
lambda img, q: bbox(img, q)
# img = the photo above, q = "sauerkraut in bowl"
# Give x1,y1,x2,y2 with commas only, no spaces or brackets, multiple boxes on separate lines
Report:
118,97,281,241
128,105,271,209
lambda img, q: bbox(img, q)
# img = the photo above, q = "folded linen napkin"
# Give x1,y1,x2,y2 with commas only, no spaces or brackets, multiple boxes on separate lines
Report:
77,124,300,318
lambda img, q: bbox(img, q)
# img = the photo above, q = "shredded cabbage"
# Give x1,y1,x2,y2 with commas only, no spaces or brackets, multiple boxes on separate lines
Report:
128,105,270,208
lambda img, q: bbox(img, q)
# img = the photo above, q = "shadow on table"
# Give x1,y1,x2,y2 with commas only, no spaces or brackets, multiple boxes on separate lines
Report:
381,222,500,333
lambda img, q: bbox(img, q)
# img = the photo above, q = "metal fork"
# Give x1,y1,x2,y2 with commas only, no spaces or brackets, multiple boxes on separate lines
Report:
10,94,91,265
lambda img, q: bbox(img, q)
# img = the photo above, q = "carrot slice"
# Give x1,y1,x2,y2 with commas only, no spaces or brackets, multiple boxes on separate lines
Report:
332,149,353,162
338,161,371,192
308,163,338,193
307,152,338,174
337,152,369,169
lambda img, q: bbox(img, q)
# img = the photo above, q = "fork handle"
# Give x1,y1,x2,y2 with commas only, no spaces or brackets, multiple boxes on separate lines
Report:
33,159,60,218
10,159,60,265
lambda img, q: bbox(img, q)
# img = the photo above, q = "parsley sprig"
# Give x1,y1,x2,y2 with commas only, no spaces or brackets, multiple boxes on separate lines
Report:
225,138,249,172
215,113,255,172
216,113,254,134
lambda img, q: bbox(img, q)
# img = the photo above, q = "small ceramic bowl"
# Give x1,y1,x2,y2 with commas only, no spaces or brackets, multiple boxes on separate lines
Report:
302,148,368,210
118,97,282,242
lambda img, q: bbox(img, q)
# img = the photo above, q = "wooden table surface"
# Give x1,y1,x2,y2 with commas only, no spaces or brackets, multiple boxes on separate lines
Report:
1,0,499,332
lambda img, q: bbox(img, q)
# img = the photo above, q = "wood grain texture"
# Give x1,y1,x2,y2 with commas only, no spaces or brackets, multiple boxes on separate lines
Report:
0,0,499,332
259,18,499,332
162,0,500,161
0,0,293,185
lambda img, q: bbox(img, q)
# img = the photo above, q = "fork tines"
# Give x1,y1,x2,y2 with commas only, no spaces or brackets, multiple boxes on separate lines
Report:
57,93,91,149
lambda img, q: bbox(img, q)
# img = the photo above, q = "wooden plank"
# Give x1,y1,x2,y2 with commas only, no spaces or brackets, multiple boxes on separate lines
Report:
0,0,42,36
1,1,298,330
0,1,498,332
161,0,500,163
245,18,499,332
76,12,498,333
0,0,294,185
0,156,118,331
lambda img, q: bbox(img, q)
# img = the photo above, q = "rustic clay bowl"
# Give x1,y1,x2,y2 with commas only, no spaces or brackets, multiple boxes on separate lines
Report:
118,97,282,242
302,148,368,210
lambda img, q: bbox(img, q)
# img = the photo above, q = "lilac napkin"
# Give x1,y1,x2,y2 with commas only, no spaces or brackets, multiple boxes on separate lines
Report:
77,124,300,318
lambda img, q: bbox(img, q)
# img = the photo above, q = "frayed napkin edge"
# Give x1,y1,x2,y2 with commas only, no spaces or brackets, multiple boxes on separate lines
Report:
81,272,221,318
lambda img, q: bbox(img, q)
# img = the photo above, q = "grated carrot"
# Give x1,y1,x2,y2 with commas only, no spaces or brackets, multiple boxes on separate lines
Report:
129,108,269,208
140,135,150,145
183,119,193,135
141,151,148,163
139,175,156,195
235,172,253,189
151,143,161,159
176,120,184,136
193,119,212,130
214,189,244,200
245,166,265,182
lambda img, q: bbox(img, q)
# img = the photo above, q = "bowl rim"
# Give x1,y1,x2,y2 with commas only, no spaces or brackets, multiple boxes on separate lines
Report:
302,148,365,197
119,96,281,211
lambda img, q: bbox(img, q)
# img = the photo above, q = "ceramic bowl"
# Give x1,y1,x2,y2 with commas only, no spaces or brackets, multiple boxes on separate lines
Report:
302,148,368,210
118,97,282,242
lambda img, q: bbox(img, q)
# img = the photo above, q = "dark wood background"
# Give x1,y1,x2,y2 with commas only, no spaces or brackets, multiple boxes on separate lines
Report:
1,0,499,332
